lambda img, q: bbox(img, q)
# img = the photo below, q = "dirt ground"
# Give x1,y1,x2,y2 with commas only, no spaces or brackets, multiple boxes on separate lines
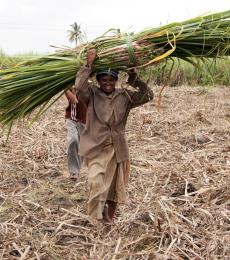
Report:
0,85,230,259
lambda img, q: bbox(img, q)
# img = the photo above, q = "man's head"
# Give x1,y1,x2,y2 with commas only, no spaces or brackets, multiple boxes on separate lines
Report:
96,69,119,94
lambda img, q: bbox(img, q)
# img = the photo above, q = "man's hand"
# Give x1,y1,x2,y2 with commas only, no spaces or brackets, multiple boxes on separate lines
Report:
86,48,97,67
127,68,137,76
127,68,138,84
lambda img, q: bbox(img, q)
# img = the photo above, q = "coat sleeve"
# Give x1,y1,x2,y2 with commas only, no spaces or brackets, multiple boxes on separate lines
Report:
74,65,93,105
126,74,154,109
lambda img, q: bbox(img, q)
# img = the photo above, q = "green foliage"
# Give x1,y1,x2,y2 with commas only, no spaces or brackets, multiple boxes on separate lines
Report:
1,10,230,126
140,57,230,86
0,49,21,68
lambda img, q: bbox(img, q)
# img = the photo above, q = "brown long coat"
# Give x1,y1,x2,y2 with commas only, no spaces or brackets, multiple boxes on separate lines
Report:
75,66,154,163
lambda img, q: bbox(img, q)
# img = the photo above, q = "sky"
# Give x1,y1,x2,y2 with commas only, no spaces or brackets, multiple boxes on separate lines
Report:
0,0,230,55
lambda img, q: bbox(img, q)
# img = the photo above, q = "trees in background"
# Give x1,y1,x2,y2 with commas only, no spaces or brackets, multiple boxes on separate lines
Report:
67,22,84,47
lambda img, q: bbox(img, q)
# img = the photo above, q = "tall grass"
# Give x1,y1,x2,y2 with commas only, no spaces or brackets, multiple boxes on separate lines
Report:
0,50,41,69
140,58,230,86
0,49,22,68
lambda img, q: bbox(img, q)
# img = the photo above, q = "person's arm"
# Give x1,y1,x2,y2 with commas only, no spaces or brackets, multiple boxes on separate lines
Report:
64,87,78,104
126,69,154,108
74,49,97,104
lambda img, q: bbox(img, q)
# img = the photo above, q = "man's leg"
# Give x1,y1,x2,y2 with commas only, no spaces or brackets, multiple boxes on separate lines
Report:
87,144,117,222
66,119,83,177
102,200,117,222
107,200,117,220
104,161,130,222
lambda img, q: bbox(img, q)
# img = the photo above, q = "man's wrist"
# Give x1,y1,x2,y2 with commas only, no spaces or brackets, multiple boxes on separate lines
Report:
85,63,93,68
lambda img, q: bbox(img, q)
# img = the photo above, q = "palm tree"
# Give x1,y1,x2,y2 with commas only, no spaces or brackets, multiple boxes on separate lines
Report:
67,22,84,47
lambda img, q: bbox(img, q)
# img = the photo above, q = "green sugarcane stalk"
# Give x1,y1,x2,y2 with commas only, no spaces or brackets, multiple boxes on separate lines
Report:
0,10,230,126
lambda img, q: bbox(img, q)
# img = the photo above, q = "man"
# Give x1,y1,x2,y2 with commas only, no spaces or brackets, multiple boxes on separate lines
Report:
75,49,153,223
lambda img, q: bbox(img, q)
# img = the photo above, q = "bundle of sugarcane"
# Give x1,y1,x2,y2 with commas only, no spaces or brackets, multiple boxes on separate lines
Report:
0,10,230,126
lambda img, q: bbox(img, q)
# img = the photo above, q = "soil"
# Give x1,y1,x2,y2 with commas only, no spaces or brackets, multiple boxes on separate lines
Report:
0,85,229,259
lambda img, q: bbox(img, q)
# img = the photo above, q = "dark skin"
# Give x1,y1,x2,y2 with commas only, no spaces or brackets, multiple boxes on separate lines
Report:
87,49,117,94
97,75,117,94
87,48,97,67
97,70,137,95
87,48,137,95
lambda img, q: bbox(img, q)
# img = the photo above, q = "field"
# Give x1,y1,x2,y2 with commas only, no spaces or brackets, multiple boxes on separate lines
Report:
140,58,230,87
0,83,229,259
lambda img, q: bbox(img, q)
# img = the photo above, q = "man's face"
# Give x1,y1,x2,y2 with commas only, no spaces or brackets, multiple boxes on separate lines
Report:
98,75,116,94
